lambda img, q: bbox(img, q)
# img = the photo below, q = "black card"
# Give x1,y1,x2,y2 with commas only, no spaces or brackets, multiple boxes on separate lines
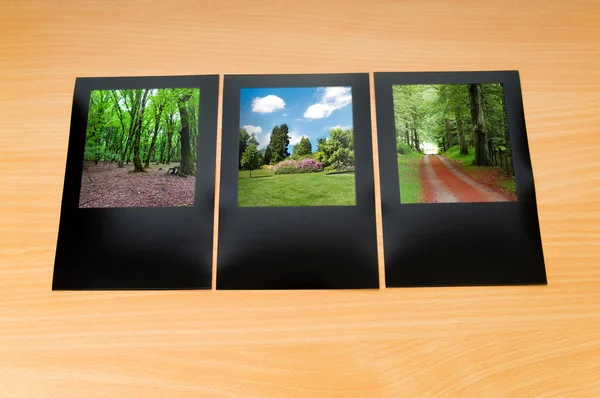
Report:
374,71,546,287
53,75,218,289
216,74,379,289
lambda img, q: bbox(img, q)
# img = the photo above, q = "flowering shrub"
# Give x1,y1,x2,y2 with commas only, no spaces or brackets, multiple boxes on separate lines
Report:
273,159,324,174
296,158,323,172
273,160,300,174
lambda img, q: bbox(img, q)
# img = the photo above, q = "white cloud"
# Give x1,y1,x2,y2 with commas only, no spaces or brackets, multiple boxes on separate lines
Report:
282,113,288,117
251,95,285,113
304,103,335,119
257,133,270,148
303,87,352,119
289,132,307,146
324,124,352,131
242,125,262,135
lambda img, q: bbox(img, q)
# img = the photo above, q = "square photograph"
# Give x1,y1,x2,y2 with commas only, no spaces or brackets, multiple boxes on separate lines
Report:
237,87,356,207
393,83,517,204
79,88,200,208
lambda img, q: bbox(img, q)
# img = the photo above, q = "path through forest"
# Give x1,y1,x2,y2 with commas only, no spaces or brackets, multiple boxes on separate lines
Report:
79,162,195,208
420,155,510,203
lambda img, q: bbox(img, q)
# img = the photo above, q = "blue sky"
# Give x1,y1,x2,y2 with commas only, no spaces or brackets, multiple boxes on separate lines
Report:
240,86,353,150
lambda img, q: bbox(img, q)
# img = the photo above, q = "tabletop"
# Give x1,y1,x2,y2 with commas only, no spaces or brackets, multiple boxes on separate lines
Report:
1,0,599,396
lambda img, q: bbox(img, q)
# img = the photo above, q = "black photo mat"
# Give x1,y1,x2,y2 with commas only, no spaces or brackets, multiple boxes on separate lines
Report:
53,75,219,290
375,71,546,287
217,74,379,290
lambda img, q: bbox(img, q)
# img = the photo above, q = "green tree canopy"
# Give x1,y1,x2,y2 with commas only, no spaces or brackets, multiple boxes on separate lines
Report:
292,136,312,158
84,88,199,174
268,124,290,164
315,128,354,171
241,144,261,177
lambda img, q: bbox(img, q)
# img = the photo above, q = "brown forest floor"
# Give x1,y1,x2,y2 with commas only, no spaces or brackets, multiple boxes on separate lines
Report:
79,162,196,208
420,155,513,203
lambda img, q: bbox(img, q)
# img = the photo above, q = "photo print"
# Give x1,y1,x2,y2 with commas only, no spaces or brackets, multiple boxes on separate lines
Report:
53,75,218,290
217,74,378,290
238,87,356,207
393,83,517,204
375,71,546,287
80,88,200,208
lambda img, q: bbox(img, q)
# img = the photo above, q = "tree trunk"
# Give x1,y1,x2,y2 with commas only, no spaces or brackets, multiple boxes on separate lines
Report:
145,103,164,168
468,84,491,166
444,118,453,150
412,127,420,153
132,89,150,172
455,108,468,155
177,95,195,176
167,133,173,164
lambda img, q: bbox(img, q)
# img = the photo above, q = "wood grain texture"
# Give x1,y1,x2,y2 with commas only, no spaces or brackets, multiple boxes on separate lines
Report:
1,0,599,396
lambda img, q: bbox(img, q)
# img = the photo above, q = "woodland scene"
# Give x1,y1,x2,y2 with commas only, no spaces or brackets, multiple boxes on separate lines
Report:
393,83,517,204
79,88,200,208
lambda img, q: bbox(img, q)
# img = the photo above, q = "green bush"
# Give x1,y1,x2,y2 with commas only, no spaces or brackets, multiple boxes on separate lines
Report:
273,160,301,174
272,158,323,174
397,142,412,155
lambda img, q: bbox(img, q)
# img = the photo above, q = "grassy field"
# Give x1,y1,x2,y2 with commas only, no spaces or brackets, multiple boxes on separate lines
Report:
238,169,356,207
397,144,423,203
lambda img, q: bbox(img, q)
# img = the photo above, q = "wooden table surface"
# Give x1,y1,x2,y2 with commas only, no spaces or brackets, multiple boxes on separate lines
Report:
1,0,599,396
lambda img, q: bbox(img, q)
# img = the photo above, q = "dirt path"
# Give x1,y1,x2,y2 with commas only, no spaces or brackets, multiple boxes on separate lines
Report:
420,155,509,203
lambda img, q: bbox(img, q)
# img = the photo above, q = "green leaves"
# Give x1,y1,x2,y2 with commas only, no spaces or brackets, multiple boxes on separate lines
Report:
315,128,354,171
292,136,312,158
240,143,261,176
84,88,200,167
268,124,291,164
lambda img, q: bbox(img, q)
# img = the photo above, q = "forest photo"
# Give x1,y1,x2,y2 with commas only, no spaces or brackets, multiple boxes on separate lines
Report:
79,88,200,208
237,87,356,207
394,83,518,204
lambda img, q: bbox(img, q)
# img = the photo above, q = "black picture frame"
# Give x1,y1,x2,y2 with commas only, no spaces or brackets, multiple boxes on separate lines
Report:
375,71,546,287
217,73,379,290
53,75,219,290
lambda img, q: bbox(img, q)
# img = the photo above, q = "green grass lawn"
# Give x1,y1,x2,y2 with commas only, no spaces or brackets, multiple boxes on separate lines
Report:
238,169,356,206
397,147,423,204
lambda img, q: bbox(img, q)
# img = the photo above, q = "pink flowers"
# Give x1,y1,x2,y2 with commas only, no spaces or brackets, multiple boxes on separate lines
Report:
297,158,323,172
273,158,324,174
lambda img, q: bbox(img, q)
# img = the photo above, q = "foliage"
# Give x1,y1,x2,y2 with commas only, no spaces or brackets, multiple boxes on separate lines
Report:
444,145,474,165
292,136,312,158
315,128,354,171
239,129,259,169
240,144,261,177
84,88,199,174
268,124,291,164
263,144,272,165
396,142,412,155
